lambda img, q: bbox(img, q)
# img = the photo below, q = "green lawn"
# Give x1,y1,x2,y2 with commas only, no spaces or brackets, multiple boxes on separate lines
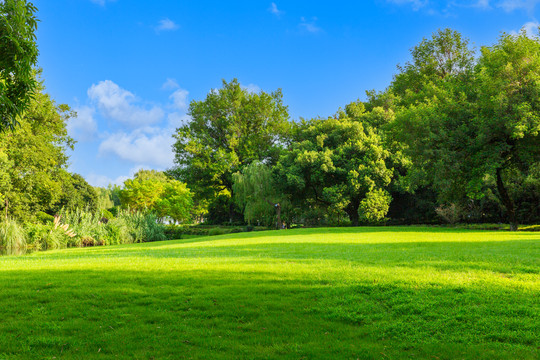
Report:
0,227,538,359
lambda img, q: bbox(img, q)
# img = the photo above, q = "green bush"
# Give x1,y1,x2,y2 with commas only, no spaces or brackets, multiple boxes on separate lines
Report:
60,208,107,245
0,218,27,255
115,209,165,243
208,228,227,236
25,222,50,251
100,209,115,220
164,225,183,240
36,211,54,224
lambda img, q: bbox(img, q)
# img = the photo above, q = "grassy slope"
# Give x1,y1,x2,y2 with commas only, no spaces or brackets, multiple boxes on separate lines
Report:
0,227,538,359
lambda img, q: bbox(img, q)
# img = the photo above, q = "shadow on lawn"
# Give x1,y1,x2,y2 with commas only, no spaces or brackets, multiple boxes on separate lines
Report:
0,267,537,359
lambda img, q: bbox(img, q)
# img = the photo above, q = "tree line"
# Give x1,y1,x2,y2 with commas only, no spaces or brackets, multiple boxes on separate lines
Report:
169,29,540,231
1,0,539,232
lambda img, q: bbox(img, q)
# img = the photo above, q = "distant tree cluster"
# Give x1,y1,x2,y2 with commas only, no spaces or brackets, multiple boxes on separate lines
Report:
170,29,540,230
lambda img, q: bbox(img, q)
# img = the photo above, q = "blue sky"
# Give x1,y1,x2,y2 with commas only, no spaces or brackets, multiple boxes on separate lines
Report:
34,0,539,187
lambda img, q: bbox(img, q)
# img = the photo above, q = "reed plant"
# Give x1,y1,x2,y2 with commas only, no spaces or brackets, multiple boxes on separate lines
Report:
0,218,27,255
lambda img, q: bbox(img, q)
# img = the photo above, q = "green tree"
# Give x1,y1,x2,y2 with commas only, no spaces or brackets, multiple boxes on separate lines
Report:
54,173,99,213
170,79,290,223
275,106,393,226
0,82,75,221
0,0,39,131
120,170,193,223
233,161,285,228
155,181,193,224
391,29,540,230
472,30,540,230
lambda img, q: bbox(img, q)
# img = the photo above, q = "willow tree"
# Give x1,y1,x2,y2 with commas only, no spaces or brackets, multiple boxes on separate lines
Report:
233,161,283,229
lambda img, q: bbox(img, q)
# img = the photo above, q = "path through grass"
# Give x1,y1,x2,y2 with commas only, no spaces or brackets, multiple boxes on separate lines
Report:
0,227,538,359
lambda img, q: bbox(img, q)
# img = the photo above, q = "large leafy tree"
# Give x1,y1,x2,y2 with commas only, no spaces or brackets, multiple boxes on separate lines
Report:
0,0,39,131
120,170,193,223
471,31,540,230
0,82,75,221
275,105,393,226
389,29,478,207
54,173,99,213
170,79,290,222
391,28,540,230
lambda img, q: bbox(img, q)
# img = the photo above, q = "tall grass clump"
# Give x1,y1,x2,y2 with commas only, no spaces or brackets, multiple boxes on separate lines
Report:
60,208,106,246
115,209,165,243
0,218,27,255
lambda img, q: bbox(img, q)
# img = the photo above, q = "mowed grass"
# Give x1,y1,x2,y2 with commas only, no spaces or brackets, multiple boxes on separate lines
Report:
0,227,538,359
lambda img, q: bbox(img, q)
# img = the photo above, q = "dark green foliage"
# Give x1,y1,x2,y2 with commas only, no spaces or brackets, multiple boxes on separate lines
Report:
389,29,540,230
275,108,393,226
54,173,99,214
0,0,39,131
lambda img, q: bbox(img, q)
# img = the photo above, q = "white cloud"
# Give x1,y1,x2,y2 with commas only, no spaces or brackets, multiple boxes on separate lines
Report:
170,88,189,110
162,78,180,90
269,2,283,17
68,106,97,141
167,112,190,129
89,0,115,6
299,17,322,34
86,173,129,188
156,18,179,32
386,0,429,11
511,20,540,37
498,0,540,12
88,80,164,127
98,127,175,169
475,0,491,8
242,83,261,94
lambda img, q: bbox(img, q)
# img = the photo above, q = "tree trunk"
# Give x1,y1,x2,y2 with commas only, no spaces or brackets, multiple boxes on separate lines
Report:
345,198,360,226
275,203,281,230
496,168,518,231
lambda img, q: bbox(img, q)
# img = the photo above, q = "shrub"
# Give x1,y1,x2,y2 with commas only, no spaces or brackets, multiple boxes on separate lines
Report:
36,211,54,224
164,225,183,240
115,209,165,243
100,209,115,220
435,204,462,224
208,228,227,236
25,222,50,251
0,218,27,255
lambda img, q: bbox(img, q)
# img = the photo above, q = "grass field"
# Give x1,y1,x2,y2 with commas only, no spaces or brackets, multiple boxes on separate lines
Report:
0,227,538,359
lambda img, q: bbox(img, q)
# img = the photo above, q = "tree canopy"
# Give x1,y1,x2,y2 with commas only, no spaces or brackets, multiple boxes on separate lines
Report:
0,81,75,221
275,104,393,225
120,170,193,223
390,29,540,230
0,0,39,131
170,78,290,221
